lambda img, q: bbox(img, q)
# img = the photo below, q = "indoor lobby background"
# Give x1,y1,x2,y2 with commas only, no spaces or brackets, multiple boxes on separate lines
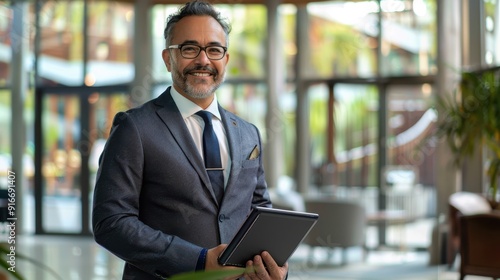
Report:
2,0,500,279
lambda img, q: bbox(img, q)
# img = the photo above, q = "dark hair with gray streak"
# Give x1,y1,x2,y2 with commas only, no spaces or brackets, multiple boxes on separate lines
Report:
164,0,231,47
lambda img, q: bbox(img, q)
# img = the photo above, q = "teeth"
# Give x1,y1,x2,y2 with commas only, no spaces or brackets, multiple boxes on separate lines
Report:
191,73,210,77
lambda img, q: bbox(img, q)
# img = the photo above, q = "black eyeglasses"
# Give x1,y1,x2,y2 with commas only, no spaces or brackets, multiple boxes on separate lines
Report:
168,44,227,60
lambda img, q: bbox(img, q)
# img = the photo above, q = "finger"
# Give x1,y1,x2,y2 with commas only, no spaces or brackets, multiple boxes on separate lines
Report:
261,251,279,276
244,260,256,280
261,251,288,280
252,255,268,279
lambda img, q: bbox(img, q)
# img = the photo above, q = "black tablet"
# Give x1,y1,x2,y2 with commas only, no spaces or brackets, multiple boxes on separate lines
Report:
218,206,319,267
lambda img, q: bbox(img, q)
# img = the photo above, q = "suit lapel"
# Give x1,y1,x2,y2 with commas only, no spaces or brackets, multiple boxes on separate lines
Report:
154,88,214,200
219,107,242,196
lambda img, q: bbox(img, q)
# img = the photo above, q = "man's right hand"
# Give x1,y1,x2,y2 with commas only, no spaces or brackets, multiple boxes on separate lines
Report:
205,244,228,270
205,244,244,279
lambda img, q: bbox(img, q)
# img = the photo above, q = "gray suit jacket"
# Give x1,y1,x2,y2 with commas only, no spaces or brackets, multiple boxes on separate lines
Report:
92,87,272,279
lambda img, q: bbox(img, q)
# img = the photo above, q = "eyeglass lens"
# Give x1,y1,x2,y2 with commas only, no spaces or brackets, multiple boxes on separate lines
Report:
181,45,225,60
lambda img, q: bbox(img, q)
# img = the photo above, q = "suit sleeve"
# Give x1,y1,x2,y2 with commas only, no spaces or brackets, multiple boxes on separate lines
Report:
92,112,202,278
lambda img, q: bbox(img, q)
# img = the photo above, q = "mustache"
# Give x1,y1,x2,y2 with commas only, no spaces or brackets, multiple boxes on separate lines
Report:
183,66,217,76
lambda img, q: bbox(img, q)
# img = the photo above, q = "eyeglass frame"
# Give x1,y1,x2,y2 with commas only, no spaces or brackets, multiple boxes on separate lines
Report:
167,44,228,60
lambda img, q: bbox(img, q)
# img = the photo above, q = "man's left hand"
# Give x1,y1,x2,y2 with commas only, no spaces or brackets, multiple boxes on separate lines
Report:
243,251,288,280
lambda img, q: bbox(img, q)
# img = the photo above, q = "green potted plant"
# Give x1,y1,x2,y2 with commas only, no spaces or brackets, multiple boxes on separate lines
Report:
435,67,500,208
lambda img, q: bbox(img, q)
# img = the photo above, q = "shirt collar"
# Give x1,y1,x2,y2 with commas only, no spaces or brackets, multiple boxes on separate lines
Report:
170,86,222,121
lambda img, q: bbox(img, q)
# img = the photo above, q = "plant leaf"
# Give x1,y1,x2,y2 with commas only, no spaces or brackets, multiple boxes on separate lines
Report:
0,244,64,280
170,268,246,280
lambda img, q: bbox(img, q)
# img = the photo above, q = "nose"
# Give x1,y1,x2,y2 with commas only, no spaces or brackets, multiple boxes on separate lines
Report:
194,49,211,65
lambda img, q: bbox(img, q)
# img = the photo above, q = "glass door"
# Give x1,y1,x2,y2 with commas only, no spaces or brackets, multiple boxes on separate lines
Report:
35,86,129,235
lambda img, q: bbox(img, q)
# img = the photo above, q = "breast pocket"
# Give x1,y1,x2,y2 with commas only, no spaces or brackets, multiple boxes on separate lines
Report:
241,158,260,169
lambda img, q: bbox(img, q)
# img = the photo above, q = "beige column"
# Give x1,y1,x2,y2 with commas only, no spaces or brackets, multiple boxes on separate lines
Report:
131,0,153,107
294,6,311,194
263,0,285,189
435,0,462,216
11,1,28,233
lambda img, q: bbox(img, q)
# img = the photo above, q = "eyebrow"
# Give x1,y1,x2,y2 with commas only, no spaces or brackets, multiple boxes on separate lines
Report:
180,40,224,46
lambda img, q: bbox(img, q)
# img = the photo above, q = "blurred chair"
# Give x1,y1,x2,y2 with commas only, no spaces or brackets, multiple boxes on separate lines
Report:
304,199,366,265
459,212,500,280
447,192,492,268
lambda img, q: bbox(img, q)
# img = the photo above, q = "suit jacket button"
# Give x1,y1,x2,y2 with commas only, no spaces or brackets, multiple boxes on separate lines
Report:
219,214,229,222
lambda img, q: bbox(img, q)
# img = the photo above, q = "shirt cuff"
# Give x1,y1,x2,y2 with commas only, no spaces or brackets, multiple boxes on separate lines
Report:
196,248,208,271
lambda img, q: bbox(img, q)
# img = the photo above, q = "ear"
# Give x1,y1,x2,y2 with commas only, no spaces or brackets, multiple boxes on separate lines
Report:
162,49,172,72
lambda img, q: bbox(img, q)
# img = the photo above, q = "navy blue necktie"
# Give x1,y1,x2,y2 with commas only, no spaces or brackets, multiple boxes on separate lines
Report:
196,111,224,204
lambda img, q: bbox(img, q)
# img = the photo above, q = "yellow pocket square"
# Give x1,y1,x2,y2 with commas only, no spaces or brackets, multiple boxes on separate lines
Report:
248,145,260,160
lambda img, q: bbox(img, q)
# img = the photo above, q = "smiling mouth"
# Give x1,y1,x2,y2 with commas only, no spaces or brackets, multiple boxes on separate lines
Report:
190,72,211,77
185,66,217,78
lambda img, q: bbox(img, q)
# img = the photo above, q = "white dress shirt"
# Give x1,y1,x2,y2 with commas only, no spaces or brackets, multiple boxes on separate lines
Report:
170,87,230,188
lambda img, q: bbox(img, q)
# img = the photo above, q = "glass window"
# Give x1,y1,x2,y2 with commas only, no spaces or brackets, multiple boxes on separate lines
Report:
307,1,379,78
309,83,329,167
38,1,135,86
309,83,379,187
224,5,267,79
218,83,267,132
0,5,11,86
152,5,175,83
386,83,436,187
36,89,130,235
281,5,297,81
334,84,379,187
0,89,11,188
38,1,85,86
86,1,134,86
380,0,437,76
42,94,82,233
484,0,500,65
217,82,296,176
306,0,437,78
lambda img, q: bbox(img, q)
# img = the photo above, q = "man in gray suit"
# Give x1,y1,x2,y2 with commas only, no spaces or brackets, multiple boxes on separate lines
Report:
92,1,288,279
